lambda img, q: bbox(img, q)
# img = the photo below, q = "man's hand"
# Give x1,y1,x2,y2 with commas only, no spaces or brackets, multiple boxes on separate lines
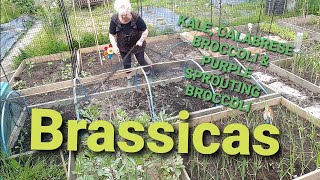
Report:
136,40,143,46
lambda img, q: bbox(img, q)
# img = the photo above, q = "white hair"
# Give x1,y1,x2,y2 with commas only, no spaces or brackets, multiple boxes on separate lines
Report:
114,0,132,15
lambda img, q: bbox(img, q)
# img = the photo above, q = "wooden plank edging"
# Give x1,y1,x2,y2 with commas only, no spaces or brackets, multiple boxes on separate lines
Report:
269,58,320,93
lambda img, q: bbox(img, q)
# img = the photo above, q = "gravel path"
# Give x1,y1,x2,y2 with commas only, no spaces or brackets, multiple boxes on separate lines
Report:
1,21,43,80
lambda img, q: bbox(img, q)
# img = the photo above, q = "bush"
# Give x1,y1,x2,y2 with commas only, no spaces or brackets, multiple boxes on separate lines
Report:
13,32,110,68
13,33,68,68
0,0,38,24
11,0,38,14
78,32,109,48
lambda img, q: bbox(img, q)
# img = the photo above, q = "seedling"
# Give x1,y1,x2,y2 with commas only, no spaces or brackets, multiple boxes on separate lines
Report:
26,61,35,77
13,80,27,90
60,63,73,80
79,104,101,123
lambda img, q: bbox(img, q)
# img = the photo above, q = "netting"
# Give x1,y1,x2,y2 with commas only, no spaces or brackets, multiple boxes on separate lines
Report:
0,83,28,156
1,0,319,77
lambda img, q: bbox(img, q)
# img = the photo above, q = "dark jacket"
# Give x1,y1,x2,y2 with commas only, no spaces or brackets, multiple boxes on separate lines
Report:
111,12,146,53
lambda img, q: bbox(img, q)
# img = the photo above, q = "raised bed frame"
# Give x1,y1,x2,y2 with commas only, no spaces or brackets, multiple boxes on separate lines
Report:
9,32,320,179
11,96,319,179
7,31,281,154
8,63,279,179
9,34,187,96
278,15,320,41
268,57,320,94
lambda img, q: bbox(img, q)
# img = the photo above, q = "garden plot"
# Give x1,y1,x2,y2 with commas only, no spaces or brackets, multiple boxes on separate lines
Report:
266,53,320,118
11,80,275,179
179,31,320,118
278,15,320,41
230,24,314,61
181,97,320,180
145,35,203,63
19,57,206,106
10,34,204,96
10,48,121,89
273,54,320,87
12,68,277,154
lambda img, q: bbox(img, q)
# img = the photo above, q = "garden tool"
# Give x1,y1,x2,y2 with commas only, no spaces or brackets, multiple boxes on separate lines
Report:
263,105,274,124
76,45,137,105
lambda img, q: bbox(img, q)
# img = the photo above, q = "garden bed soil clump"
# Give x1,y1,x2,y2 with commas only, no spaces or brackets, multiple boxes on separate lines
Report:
183,105,320,180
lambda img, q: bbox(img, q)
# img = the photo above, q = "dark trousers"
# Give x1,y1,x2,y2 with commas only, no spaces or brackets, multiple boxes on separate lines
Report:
120,51,150,75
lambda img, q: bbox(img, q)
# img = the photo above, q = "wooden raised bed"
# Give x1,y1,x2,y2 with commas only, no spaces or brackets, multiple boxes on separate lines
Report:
268,57,320,94
174,96,320,179
278,15,320,41
10,34,201,97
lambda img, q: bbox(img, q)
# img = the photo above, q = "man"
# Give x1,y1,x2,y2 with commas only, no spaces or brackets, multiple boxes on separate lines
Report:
109,0,152,86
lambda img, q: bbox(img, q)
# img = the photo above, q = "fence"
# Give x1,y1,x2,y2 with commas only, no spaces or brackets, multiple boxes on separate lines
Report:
1,0,319,80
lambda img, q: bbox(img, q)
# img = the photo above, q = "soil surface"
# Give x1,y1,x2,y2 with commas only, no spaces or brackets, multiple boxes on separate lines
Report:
96,74,263,121
16,73,263,153
16,52,121,88
17,37,203,89
183,105,320,180
146,37,203,63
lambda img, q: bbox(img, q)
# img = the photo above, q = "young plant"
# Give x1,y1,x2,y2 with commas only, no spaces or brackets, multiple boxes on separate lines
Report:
79,71,91,78
25,61,35,77
159,154,185,180
13,80,27,90
60,63,73,80
79,104,101,123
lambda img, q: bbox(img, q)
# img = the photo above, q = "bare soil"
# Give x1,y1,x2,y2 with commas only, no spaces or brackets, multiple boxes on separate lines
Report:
16,37,203,89
16,52,121,88
16,73,264,153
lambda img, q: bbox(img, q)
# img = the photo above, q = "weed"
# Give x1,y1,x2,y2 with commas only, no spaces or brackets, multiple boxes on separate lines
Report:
25,61,35,77
60,63,73,80
79,104,101,123
13,80,27,90
79,71,91,78
0,151,65,179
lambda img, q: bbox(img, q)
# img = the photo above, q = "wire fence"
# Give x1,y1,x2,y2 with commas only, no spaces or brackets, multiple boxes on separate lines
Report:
0,0,319,78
